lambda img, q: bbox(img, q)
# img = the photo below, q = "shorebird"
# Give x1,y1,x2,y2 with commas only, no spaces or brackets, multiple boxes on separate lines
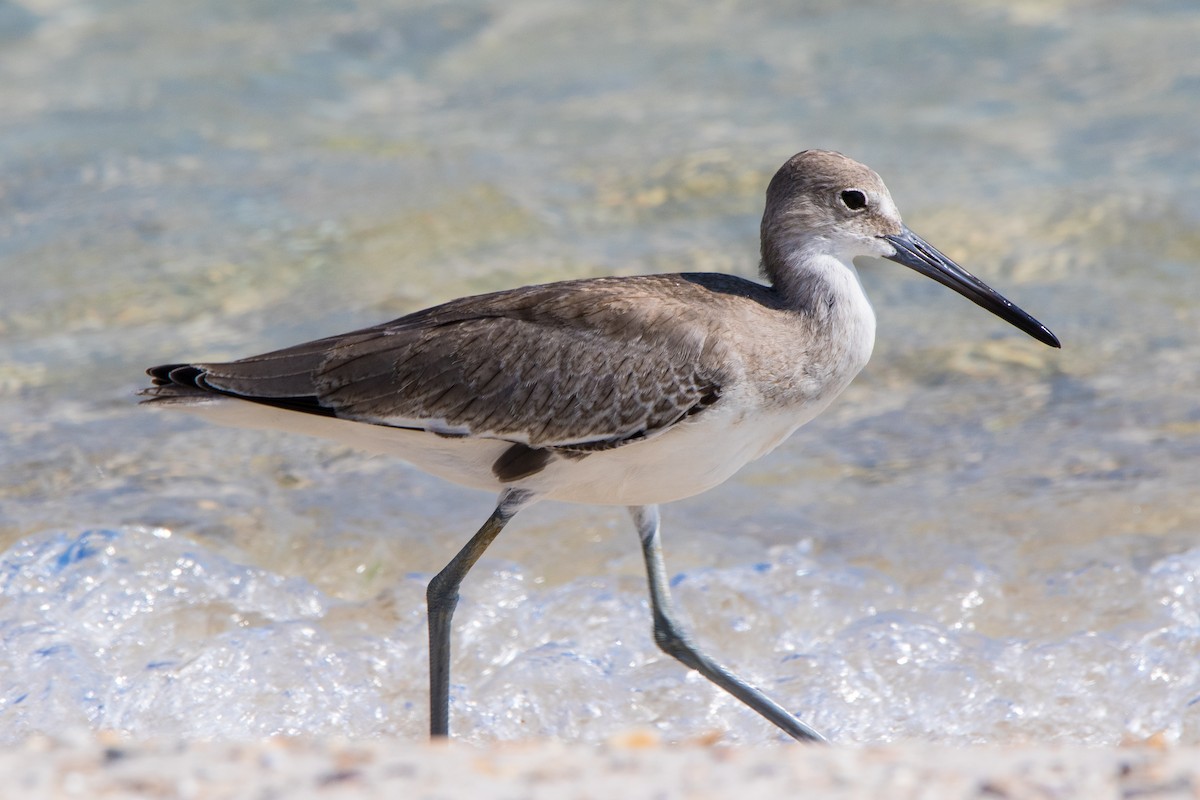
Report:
142,150,1059,743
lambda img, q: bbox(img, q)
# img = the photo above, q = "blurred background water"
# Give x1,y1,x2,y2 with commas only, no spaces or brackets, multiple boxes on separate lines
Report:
1,0,1198,745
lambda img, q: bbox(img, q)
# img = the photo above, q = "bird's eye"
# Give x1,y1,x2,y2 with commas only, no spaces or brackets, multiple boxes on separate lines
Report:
840,189,868,211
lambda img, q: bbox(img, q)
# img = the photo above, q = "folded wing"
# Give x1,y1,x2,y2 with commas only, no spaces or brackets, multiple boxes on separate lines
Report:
144,277,729,453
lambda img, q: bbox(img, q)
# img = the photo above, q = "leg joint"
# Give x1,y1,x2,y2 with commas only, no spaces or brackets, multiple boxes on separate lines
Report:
426,572,460,613
652,613,704,671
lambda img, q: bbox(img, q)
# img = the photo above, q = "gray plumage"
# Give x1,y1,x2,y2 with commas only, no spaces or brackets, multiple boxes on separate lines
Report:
141,150,1058,743
144,274,781,453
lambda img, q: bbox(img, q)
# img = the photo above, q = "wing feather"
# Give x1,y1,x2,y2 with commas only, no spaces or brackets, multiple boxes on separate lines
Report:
144,275,743,450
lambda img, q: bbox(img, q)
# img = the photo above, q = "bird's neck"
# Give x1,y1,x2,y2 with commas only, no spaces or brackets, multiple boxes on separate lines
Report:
769,246,877,373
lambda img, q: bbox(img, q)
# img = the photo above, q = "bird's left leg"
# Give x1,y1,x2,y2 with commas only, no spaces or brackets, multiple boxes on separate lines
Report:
426,488,537,738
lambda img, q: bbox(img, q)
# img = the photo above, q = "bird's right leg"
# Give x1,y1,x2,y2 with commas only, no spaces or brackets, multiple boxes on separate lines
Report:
629,505,826,743
425,488,535,738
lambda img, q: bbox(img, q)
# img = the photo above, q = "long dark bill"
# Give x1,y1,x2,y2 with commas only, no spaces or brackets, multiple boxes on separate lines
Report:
883,226,1060,348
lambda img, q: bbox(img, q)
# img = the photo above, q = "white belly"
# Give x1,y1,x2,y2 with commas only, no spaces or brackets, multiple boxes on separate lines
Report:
523,398,834,505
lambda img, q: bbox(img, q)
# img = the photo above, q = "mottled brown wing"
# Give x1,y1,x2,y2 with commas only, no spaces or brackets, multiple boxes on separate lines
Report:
150,277,729,450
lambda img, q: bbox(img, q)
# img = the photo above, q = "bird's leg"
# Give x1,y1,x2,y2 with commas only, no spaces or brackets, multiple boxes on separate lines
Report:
629,505,827,743
426,488,536,738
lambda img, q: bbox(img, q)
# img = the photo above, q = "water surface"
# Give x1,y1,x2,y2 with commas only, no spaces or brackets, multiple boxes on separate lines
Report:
1,0,1198,744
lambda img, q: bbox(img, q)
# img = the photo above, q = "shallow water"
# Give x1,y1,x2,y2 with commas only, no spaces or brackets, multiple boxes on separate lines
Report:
1,0,1199,745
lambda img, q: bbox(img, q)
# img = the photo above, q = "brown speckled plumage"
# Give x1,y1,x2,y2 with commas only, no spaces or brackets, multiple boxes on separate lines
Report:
146,274,784,452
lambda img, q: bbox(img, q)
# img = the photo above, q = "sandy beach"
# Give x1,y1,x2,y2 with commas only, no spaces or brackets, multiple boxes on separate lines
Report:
7,735,1198,799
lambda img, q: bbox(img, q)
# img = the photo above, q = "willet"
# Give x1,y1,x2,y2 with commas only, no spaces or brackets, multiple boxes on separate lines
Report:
142,150,1059,743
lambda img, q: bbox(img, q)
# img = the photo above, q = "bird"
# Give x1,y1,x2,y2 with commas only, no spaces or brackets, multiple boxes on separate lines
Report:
141,149,1060,743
